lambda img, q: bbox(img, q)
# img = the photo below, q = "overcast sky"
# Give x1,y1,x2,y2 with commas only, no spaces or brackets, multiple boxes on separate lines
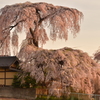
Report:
0,0,100,56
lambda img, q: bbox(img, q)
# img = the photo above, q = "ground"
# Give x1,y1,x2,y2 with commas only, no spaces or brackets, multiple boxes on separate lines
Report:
0,98,28,100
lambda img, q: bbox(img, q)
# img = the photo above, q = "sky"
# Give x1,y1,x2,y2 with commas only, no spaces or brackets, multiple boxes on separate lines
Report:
0,0,100,56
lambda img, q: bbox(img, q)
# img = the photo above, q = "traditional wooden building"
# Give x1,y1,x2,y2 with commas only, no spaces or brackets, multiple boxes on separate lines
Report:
0,56,20,86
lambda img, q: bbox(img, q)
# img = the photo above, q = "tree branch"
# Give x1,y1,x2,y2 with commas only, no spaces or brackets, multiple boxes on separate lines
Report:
0,19,26,49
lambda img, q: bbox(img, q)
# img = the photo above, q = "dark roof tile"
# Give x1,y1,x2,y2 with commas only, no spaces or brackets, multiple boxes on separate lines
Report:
0,56,18,67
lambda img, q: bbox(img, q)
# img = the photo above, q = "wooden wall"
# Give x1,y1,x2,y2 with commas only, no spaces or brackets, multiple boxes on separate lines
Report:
0,68,17,86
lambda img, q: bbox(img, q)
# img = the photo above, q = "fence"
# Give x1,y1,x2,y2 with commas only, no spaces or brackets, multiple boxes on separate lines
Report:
70,93,100,100
36,92,100,100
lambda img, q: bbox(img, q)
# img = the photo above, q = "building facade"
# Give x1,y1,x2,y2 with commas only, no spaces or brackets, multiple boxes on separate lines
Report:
0,56,19,86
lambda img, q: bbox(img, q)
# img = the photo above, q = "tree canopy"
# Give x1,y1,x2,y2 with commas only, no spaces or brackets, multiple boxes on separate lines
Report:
0,2,83,55
1,2,94,97
19,46,100,96
0,2,100,98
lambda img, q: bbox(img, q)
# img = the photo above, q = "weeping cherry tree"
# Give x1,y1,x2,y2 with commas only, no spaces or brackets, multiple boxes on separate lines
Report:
0,1,83,56
0,2,85,97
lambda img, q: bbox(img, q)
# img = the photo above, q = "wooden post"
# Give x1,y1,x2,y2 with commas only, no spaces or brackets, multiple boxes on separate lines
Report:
4,68,6,86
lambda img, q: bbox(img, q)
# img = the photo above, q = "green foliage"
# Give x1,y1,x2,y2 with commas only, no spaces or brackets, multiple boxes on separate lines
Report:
36,94,93,100
68,96,79,100
12,75,22,88
12,73,37,88
22,74,37,88
35,95,79,100
36,95,48,100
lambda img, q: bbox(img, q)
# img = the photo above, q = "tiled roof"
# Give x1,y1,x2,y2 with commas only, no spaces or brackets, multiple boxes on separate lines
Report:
0,56,18,67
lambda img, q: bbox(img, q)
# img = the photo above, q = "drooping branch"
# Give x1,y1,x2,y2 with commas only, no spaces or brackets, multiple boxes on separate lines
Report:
94,49,100,63
0,2,83,55
9,19,26,30
0,19,26,48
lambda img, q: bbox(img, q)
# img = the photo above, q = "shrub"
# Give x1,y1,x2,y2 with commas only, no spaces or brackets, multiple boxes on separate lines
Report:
12,75,22,88
35,95,79,100
12,73,37,88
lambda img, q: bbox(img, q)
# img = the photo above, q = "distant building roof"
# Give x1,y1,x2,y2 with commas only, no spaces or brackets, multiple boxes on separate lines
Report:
0,56,18,68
